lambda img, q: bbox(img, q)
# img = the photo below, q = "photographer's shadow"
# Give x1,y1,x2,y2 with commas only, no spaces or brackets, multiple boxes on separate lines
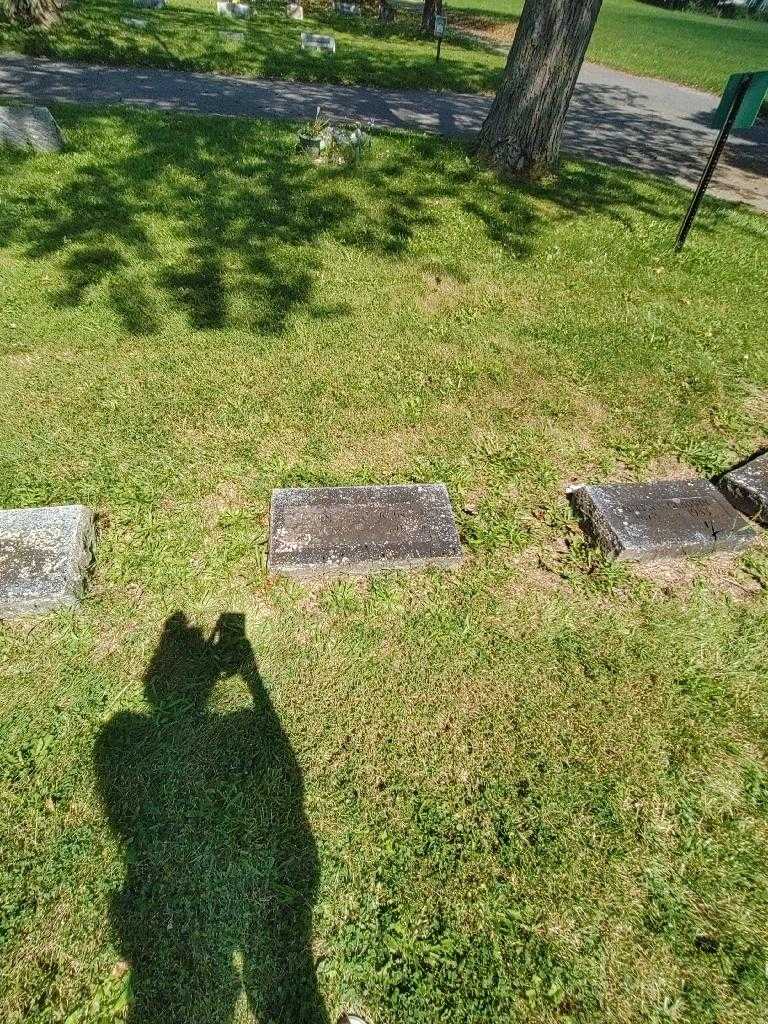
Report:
94,611,327,1024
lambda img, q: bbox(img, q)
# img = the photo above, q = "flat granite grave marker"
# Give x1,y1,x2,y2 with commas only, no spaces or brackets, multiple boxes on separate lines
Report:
133,0,165,8
123,16,148,26
217,1,250,16
287,2,304,17
569,478,757,562
301,31,336,52
719,451,768,524
0,105,64,153
269,483,463,577
0,505,95,619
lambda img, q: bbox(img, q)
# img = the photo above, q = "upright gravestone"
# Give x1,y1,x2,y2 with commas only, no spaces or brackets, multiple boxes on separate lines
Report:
217,1,250,15
0,505,95,619
335,1,361,13
287,2,303,17
301,31,336,52
269,483,463,577
0,105,64,153
569,478,757,562
719,451,768,524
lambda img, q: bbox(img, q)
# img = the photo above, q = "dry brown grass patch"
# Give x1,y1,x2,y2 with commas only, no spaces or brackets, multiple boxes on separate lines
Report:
630,550,766,601
451,13,517,45
419,270,469,314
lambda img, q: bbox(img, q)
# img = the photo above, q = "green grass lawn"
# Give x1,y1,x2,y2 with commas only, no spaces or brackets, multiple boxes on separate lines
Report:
0,0,503,92
587,0,768,94
2,106,768,1023
4,0,768,94
453,0,768,96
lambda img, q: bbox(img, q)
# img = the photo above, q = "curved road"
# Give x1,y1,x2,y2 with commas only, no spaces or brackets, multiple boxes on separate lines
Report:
1,51,767,211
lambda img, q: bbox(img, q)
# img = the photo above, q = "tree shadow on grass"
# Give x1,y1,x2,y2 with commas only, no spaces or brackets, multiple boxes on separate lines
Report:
0,103,696,337
94,611,327,1024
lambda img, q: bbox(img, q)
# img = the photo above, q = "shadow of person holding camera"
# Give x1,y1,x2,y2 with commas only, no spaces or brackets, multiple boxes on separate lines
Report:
94,611,327,1024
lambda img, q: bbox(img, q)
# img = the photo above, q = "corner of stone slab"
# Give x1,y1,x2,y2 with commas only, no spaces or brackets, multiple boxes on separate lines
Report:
566,484,624,561
716,477,765,524
66,506,98,603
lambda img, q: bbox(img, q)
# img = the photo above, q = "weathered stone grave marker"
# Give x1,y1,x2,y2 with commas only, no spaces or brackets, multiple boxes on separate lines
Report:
217,1,250,16
287,2,303,17
133,0,164,8
269,483,463,577
0,105,64,153
122,16,148,27
301,31,336,52
569,478,757,562
719,451,768,524
335,1,361,14
0,505,95,619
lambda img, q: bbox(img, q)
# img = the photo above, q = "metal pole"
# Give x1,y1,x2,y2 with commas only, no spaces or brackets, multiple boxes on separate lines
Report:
675,73,753,251
436,36,442,61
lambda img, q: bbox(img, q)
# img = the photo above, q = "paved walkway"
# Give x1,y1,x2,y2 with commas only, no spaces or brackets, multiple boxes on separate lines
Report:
1,52,767,211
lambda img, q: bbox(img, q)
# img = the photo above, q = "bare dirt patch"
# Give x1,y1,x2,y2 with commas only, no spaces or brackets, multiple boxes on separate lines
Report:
645,453,699,480
503,543,573,596
630,550,765,601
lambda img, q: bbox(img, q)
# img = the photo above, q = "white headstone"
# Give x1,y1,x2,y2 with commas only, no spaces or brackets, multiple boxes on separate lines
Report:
0,105,64,153
335,1,361,13
287,2,304,17
300,31,336,52
217,1,250,16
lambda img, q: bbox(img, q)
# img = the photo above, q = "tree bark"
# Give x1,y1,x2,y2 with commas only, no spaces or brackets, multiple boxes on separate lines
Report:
477,0,603,177
7,0,62,26
420,0,442,34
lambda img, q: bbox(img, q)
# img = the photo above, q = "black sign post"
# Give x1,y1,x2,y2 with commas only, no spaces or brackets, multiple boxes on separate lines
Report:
675,72,755,251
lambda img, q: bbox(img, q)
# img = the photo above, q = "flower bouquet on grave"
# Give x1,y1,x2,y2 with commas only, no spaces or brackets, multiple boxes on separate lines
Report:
297,107,333,155
331,119,373,163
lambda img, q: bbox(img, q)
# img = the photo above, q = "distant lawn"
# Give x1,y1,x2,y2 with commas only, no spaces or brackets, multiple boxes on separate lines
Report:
2,105,768,1024
3,0,768,95
0,0,503,93
453,0,768,96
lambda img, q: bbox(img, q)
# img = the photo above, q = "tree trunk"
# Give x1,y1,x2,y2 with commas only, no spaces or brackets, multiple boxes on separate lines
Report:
420,0,442,34
378,0,394,21
7,0,62,26
477,0,603,177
